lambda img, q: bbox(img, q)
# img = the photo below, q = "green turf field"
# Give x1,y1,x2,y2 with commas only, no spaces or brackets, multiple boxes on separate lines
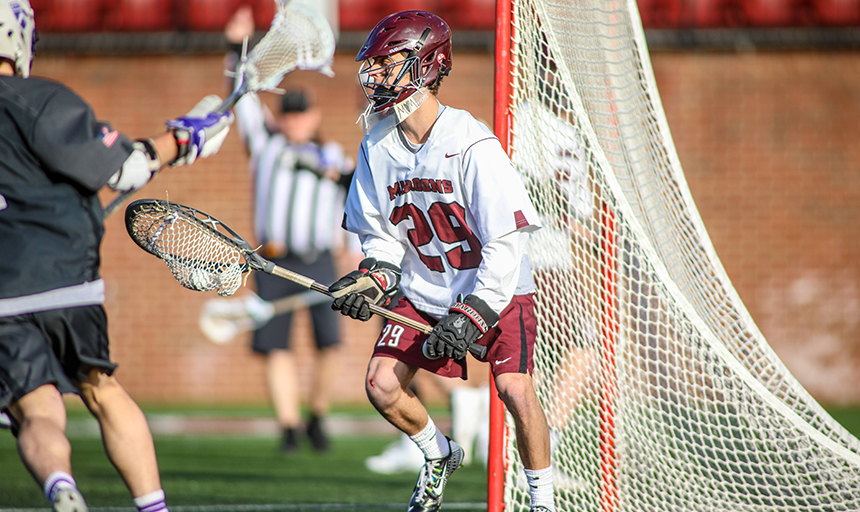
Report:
1,405,858,511
0,403,488,512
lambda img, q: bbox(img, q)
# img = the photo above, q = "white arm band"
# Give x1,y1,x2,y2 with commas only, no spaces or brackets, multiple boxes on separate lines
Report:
472,230,531,315
360,233,407,267
108,140,160,192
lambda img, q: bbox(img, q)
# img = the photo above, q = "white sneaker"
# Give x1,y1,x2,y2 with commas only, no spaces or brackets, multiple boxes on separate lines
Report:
52,488,88,512
407,438,464,512
365,433,425,474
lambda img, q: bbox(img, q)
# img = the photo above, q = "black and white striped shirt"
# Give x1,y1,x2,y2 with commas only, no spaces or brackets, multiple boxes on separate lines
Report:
235,94,354,259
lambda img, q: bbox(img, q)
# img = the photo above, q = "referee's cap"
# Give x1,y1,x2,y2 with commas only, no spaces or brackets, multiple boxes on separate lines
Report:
281,89,312,113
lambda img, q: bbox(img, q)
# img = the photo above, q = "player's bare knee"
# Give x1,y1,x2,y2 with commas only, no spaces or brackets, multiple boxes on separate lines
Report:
365,369,401,410
494,373,535,409
8,384,66,427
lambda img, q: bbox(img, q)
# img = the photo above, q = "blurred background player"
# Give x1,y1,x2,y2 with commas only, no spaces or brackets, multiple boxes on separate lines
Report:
225,6,358,454
513,91,600,490
365,376,490,475
0,1,233,511
329,10,556,512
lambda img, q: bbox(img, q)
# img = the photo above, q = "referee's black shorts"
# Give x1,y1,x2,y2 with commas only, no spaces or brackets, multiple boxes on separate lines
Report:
252,252,341,354
0,305,116,412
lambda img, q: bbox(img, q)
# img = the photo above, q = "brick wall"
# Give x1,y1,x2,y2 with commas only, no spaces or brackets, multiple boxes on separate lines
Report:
31,49,860,406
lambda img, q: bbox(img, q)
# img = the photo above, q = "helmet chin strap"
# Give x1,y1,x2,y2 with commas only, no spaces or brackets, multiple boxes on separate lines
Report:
357,87,431,136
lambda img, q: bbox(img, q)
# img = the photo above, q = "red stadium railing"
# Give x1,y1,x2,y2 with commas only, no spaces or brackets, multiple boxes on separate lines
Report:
26,0,860,33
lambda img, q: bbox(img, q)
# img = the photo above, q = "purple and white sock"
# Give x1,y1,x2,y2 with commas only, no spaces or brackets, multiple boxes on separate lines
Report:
134,489,169,512
43,472,77,503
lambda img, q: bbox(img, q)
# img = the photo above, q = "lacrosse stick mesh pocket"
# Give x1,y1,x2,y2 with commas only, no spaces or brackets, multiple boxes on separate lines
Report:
128,203,245,297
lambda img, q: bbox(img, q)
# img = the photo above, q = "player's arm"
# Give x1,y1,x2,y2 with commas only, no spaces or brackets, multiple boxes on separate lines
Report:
329,146,405,320
31,86,232,194
108,95,234,192
422,230,528,360
423,137,540,360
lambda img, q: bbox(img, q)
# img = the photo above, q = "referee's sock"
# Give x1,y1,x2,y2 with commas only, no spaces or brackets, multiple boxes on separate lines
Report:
134,489,169,512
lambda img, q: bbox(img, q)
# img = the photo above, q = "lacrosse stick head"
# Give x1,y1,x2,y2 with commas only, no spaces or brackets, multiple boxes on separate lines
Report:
239,1,335,94
125,199,262,297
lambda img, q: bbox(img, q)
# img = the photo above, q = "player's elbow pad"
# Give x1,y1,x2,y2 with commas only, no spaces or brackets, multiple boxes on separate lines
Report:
108,141,160,192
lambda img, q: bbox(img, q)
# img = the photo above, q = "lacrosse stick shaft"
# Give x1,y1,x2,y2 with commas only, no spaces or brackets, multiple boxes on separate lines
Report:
216,86,245,115
269,265,488,358
269,291,328,316
104,189,135,217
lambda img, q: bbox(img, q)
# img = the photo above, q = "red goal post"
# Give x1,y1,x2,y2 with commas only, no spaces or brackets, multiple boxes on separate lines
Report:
489,3,619,511
489,1,860,511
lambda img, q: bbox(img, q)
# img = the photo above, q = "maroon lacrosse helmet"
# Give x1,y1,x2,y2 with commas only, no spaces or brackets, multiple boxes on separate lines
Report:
356,10,452,114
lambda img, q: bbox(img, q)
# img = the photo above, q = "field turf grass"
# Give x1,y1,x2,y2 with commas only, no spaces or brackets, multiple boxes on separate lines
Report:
0,404,488,511
1,405,858,511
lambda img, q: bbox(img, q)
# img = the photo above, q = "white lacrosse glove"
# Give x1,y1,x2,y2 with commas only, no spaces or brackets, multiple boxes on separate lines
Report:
166,95,234,167
107,139,161,192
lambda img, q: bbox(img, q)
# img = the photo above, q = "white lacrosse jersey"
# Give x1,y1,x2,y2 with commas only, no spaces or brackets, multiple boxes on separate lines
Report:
343,104,541,317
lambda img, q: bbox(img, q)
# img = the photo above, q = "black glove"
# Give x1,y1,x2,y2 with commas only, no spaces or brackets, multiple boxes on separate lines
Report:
422,294,500,360
329,258,401,321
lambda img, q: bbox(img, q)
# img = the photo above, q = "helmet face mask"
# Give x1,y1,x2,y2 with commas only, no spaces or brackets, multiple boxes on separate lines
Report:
358,52,421,113
0,0,37,77
355,10,451,127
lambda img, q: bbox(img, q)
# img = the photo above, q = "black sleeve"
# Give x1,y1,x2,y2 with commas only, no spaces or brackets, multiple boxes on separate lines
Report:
30,86,134,192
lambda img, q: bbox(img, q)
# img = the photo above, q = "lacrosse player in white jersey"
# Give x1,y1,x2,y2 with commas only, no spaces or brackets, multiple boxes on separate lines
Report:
328,11,555,512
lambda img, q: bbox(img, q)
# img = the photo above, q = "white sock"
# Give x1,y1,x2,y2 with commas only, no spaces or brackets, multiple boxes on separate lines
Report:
524,466,555,511
409,417,450,460
134,489,169,512
43,472,77,503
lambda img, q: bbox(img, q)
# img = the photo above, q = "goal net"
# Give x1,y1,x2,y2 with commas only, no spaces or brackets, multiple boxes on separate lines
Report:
495,0,860,510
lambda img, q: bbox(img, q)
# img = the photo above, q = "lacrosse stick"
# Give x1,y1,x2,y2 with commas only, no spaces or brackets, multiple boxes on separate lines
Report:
103,1,336,217
124,199,488,358
200,290,329,344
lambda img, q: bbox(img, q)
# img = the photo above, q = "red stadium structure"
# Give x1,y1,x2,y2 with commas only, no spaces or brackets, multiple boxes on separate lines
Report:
26,0,860,33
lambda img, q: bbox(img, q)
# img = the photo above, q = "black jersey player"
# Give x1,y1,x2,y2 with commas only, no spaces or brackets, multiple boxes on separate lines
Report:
0,2,233,512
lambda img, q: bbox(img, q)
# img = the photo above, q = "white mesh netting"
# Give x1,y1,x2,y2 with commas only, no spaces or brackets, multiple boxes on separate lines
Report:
129,202,245,297
504,0,860,510
243,1,335,91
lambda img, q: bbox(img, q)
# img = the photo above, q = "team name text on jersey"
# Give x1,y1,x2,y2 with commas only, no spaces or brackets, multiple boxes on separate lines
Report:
388,178,454,200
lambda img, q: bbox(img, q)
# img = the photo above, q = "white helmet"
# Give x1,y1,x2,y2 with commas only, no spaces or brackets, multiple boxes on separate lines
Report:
0,0,36,78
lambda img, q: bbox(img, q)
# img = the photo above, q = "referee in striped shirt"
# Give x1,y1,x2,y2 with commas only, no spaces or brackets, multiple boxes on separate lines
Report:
228,9,357,452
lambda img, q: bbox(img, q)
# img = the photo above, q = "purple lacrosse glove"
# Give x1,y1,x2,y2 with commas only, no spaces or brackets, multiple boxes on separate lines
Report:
165,95,234,166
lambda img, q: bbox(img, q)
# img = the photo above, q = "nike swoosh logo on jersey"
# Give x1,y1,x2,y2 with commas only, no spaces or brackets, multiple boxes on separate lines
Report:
494,357,512,365
445,152,460,158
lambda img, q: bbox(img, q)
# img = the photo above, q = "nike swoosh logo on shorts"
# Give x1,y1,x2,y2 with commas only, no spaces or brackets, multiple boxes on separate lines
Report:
494,357,512,365
445,152,460,158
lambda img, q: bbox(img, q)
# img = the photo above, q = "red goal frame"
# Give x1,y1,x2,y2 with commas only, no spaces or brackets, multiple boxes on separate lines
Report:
489,1,619,510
